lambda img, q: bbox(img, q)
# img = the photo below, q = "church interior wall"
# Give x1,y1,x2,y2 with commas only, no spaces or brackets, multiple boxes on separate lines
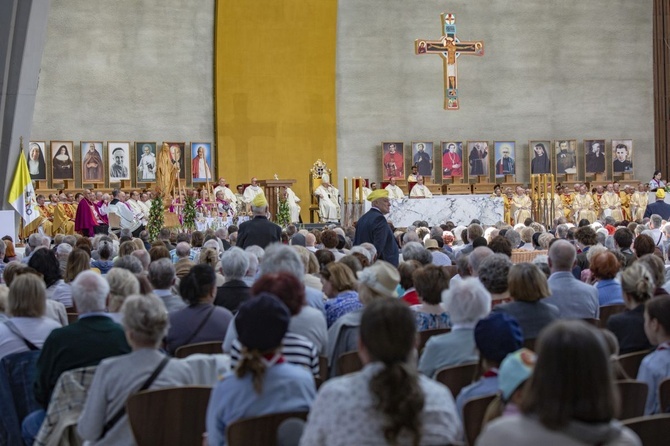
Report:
337,0,654,189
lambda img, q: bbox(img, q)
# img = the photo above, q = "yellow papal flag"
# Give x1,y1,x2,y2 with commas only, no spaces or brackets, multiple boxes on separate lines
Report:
8,149,40,232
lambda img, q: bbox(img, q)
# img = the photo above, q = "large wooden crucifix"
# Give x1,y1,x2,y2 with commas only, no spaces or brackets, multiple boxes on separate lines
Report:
415,12,484,110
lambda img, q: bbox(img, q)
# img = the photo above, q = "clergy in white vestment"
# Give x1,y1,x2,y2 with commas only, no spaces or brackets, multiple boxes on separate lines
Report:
286,187,301,223
354,186,372,201
409,175,433,198
385,177,405,199
213,177,238,205
314,173,340,222
242,177,264,204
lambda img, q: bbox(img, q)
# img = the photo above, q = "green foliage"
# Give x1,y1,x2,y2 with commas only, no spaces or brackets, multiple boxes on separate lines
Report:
276,196,290,227
183,195,196,231
147,195,164,242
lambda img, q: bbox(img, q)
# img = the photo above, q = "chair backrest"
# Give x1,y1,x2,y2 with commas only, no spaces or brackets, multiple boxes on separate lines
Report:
337,351,363,376
227,411,309,446
616,380,648,420
659,377,670,414
0,350,41,445
174,341,223,359
598,304,626,328
67,312,79,325
126,386,212,446
510,250,547,264
107,212,121,229
617,349,652,379
463,394,496,446
318,355,328,380
622,413,670,446
416,328,451,355
435,362,479,398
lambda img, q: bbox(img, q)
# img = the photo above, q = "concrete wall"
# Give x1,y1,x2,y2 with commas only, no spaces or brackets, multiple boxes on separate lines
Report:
336,0,654,187
31,0,214,187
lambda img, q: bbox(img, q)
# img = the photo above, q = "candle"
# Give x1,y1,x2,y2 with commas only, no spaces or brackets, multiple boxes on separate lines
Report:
359,178,363,203
343,177,348,201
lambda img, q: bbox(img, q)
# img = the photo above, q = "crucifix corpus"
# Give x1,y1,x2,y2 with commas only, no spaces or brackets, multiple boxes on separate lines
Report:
415,12,484,110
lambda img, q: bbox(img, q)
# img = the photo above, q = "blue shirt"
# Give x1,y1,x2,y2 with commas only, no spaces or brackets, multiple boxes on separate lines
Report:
205,362,316,446
456,375,499,417
595,279,624,306
414,311,451,331
324,290,362,327
418,328,478,378
637,345,670,414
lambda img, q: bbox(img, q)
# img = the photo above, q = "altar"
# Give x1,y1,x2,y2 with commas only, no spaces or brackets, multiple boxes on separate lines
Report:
386,195,503,227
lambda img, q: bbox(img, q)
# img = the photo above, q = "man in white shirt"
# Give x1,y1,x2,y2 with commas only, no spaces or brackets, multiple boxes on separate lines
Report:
409,175,433,198
126,190,147,225
385,177,405,199
285,187,301,223
108,190,142,235
137,144,156,181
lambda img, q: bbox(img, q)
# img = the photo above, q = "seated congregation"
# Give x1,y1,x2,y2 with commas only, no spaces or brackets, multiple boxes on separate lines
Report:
2,208,670,445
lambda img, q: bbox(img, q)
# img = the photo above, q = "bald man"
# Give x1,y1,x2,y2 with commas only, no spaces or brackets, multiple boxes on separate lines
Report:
544,240,599,319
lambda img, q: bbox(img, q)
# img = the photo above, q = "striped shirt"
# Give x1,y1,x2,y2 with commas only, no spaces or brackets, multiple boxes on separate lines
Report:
230,332,319,376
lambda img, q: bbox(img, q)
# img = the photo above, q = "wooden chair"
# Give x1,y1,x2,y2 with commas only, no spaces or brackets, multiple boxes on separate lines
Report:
659,377,670,413
622,414,670,446
227,411,309,446
617,349,652,379
616,380,648,420
126,386,212,446
510,250,547,264
463,394,496,446
107,212,121,234
416,328,451,355
318,355,328,380
598,304,626,328
66,312,79,325
435,362,479,398
582,318,599,326
174,341,223,359
337,350,363,376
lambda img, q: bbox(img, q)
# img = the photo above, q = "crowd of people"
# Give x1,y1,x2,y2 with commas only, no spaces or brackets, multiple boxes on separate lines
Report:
3,181,670,445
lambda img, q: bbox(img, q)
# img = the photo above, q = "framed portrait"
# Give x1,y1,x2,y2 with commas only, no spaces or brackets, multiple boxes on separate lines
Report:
493,141,516,177
50,141,74,181
584,139,606,174
441,141,464,180
411,141,434,178
191,142,214,182
554,140,577,175
466,141,489,178
81,141,104,183
27,141,47,181
612,139,633,174
381,142,404,180
164,141,186,180
135,142,157,183
108,141,131,182
529,140,552,174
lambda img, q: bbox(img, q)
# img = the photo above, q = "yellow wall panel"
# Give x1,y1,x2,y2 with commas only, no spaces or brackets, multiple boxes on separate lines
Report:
215,0,338,223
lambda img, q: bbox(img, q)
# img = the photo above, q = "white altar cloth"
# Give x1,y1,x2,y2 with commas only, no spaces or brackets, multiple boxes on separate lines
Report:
387,195,503,227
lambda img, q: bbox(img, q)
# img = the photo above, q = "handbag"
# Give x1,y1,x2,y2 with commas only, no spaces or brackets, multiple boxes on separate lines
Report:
99,356,170,439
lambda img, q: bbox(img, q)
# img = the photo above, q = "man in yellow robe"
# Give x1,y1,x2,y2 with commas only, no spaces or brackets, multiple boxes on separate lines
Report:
600,183,623,221
592,185,604,219
35,194,54,236
48,194,75,235
512,186,532,224
503,188,513,224
572,185,597,223
560,186,574,222
616,183,631,221
630,183,649,222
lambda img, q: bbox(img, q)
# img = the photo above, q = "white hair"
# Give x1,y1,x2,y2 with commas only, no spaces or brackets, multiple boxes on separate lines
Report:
220,247,249,281
71,270,110,314
441,277,491,324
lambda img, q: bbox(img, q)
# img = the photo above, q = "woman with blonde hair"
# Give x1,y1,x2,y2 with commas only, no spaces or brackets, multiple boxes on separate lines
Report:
64,248,91,283
321,262,360,327
105,268,140,322
0,274,61,360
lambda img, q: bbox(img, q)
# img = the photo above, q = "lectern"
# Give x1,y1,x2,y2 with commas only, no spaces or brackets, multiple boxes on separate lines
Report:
259,179,296,222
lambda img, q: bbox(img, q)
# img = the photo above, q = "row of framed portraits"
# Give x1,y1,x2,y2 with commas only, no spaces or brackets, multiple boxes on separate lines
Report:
26,141,216,184
382,139,634,181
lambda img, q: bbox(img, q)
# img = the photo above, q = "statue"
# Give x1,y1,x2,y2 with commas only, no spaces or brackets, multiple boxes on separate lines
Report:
156,142,177,198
